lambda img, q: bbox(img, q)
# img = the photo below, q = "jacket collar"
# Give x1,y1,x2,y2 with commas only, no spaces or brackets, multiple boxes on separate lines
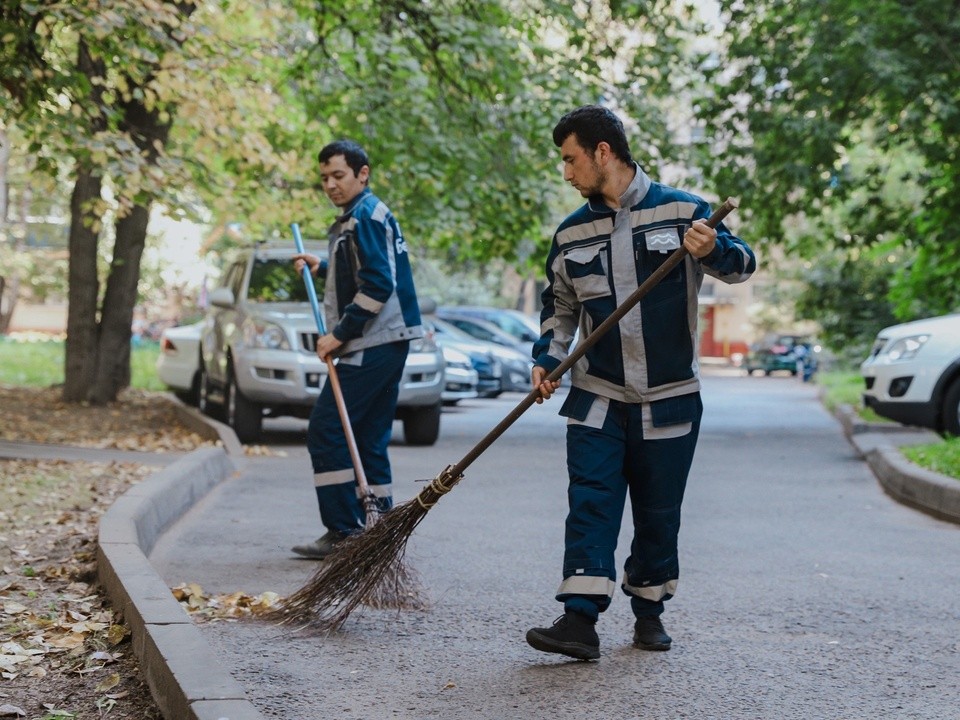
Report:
337,187,372,220
587,163,651,214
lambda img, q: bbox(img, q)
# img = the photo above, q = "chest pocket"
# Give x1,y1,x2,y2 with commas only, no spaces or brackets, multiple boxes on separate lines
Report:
637,225,686,283
563,242,611,301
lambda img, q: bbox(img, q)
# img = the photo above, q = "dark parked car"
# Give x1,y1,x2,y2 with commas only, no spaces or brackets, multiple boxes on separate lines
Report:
744,334,818,377
437,306,540,345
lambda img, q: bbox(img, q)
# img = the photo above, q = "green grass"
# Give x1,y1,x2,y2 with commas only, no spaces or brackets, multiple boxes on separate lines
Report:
815,370,889,423
0,337,163,390
902,438,960,481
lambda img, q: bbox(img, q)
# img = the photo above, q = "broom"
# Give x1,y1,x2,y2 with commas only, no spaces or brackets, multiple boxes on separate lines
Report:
286,223,424,612
270,198,739,631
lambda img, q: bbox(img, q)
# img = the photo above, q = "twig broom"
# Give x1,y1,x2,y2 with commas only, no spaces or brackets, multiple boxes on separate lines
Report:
270,198,739,631
286,223,424,613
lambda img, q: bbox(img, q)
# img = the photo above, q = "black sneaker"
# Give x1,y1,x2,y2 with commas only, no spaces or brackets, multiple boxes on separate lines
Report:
633,615,672,651
291,530,349,559
526,612,600,660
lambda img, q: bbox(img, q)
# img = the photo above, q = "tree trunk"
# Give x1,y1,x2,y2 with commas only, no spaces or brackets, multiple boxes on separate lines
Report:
89,203,150,403
0,127,10,333
63,167,103,401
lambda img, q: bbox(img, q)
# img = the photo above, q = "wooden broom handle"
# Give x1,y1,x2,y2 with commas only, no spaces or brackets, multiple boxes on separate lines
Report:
325,358,370,494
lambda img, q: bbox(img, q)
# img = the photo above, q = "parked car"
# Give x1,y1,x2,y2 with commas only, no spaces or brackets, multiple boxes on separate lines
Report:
744,334,818,376
438,344,479,405
437,306,541,345
428,316,532,394
436,310,534,356
426,318,502,398
194,243,444,444
860,313,960,436
156,321,204,405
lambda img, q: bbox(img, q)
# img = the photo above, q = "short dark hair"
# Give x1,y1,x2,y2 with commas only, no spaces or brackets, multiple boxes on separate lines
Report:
552,105,633,165
318,139,370,177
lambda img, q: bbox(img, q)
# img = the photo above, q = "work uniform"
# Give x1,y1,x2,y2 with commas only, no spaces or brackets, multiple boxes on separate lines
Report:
307,187,423,534
533,165,755,619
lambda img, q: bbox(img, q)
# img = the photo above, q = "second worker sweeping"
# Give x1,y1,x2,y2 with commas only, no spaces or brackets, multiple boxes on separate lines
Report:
291,140,424,560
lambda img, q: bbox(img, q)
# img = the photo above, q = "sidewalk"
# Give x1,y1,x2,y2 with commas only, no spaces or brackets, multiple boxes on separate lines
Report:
9,394,956,719
833,404,960,524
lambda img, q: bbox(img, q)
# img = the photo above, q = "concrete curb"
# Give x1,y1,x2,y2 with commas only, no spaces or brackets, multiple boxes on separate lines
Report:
97,409,266,720
835,404,960,525
165,393,245,458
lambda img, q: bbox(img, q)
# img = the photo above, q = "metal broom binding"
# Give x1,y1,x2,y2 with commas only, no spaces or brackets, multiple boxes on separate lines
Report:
276,223,425,620
270,198,739,632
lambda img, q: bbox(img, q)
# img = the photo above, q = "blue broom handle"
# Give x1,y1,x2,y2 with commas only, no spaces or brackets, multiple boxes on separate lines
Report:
291,222,372,497
291,223,326,335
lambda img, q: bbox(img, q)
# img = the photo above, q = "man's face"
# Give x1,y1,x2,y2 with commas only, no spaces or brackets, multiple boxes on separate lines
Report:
559,134,605,198
319,154,369,208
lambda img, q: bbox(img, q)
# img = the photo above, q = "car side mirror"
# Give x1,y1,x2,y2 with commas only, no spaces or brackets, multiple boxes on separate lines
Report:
209,287,235,309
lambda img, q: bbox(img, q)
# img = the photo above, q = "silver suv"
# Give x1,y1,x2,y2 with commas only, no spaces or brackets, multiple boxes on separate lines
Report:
199,243,444,444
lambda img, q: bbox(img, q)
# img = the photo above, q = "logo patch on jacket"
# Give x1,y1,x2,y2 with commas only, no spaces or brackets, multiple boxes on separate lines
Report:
645,229,681,253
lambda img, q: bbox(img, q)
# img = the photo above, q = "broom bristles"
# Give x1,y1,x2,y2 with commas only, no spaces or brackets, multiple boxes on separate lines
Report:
267,470,459,632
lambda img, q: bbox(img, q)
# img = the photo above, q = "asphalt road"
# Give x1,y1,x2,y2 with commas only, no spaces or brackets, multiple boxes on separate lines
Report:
150,369,960,720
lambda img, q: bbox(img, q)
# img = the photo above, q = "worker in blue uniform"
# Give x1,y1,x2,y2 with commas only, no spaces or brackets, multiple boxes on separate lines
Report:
526,106,756,660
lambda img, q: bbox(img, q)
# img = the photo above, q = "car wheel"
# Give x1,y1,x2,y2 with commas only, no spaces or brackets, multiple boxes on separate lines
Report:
180,362,202,406
402,402,441,446
226,367,263,443
198,363,220,419
942,378,960,436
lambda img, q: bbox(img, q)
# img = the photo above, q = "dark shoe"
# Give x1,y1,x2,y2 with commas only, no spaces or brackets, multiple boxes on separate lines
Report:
526,612,600,660
291,530,348,559
633,614,672,651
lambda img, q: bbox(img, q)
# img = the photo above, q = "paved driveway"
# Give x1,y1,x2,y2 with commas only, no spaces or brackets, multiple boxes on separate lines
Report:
151,370,960,719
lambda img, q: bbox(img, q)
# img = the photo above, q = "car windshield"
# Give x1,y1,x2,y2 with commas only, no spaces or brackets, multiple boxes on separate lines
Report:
247,258,324,302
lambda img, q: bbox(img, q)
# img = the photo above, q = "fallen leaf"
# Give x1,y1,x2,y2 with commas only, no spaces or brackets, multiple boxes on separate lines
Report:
0,704,26,717
95,671,121,692
106,624,127,645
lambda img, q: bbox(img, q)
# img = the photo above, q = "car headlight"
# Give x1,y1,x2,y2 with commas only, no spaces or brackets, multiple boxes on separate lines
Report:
884,334,929,362
242,319,290,350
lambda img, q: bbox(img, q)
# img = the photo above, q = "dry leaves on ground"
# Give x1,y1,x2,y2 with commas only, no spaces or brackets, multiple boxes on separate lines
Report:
170,583,280,621
0,385,213,452
0,385,218,719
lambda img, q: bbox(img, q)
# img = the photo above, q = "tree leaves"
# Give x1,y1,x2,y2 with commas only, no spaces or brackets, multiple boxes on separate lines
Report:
699,0,960,320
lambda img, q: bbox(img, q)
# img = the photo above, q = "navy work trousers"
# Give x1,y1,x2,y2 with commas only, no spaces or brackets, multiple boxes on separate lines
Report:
306,341,408,534
559,395,702,620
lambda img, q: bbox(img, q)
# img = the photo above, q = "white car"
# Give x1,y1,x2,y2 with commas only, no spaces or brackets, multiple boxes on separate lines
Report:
156,321,204,404
860,313,960,436
439,344,479,405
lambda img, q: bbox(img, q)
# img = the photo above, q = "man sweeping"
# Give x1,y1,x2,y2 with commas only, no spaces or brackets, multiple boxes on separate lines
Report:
527,105,756,659
291,139,424,560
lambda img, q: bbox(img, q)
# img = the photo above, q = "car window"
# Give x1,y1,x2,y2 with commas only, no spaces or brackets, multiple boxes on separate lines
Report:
224,262,246,298
247,258,324,302
448,318,498,342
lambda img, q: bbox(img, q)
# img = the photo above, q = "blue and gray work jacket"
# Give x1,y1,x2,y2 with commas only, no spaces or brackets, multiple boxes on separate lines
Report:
323,187,423,354
533,165,756,418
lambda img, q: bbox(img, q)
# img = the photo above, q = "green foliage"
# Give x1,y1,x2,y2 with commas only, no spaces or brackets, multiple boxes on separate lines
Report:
699,0,960,317
793,248,899,364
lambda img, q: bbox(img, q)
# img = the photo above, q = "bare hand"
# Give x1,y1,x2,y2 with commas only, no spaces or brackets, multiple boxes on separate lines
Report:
532,365,560,404
293,252,321,276
683,220,717,259
316,332,342,361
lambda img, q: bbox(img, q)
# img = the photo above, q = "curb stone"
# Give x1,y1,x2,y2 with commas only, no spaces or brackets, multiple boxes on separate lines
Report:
96,401,266,720
834,404,960,525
